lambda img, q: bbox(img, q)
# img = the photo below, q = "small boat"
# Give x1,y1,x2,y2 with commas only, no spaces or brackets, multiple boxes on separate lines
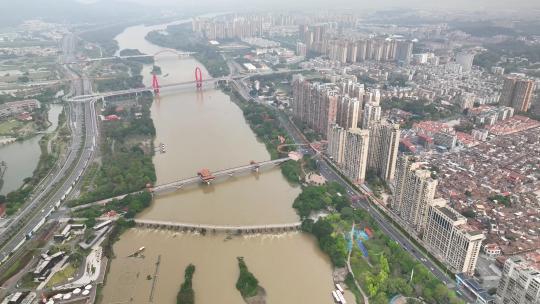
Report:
335,283,344,294
331,290,341,303
337,290,347,304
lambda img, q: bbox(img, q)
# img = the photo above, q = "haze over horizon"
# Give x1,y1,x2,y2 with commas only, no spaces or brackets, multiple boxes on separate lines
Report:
84,0,540,10
0,0,538,28
102,0,540,10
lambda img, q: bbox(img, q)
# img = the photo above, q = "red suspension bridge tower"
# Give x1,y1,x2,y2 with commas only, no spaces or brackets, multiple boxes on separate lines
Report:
152,73,160,94
195,67,203,88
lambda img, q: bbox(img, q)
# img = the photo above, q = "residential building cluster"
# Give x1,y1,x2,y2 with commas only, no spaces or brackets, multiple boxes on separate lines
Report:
417,127,540,258
292,74,382,137
290,75,486,276
410,120,459,151
341,59,503,107
468,106,515,126
299,23,414,65
485,115,540,136
0,99,40,119
392,155,485,276
0,46,59,57
292,75,400,183
409,62,502,106
192,15,266,40
248,47,303,66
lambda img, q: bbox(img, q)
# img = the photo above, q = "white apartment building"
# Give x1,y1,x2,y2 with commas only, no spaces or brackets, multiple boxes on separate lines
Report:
392,155,438,233
496,256,540,304
336,95,360,130
342,128,370,184
361,101,381,129
367,122,400,181
327,124,346,165
423,199,485,276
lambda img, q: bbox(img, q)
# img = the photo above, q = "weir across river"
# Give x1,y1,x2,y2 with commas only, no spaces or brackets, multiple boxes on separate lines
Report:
133,219,302,234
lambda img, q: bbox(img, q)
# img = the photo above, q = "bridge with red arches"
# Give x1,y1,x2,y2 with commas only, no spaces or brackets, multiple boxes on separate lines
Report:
151,67,205,95
195,67,203,88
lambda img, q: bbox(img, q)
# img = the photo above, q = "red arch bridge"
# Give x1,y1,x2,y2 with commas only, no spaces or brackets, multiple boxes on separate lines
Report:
69,68,228,102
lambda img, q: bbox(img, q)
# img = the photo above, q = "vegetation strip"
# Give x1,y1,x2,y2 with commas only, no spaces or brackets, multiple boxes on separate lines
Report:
177,264,196,304
236,257,266,304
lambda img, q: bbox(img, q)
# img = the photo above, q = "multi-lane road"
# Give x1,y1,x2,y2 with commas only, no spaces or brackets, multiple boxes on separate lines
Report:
0,34,99,266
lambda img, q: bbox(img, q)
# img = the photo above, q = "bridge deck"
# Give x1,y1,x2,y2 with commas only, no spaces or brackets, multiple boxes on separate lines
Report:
152,157,290,192
69,77,229,101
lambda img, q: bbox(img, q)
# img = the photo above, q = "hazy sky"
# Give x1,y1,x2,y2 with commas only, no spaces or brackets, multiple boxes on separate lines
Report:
1,0,538,28
109,0,540,10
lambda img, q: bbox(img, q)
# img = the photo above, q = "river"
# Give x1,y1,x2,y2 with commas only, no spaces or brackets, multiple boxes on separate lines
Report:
99,22,344,304
0,103,62,194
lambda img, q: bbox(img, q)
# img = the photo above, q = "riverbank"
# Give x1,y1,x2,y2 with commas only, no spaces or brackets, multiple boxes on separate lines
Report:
222,86,308,185
222,83,464,304
69,94,156,217
97,19,337,304
145,23,230,77
1,104,66,213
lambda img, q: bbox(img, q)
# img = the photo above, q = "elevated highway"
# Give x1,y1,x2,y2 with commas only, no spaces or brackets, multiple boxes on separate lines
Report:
67,50,196,64
0,34,100,269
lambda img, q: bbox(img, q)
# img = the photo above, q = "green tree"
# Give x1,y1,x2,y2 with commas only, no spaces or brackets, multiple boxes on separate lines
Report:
236,257,259,298
85,217,96,228
366,274,379,297
177,264,195,304
433,284,450,303
372,292,388,304
340,207,354,220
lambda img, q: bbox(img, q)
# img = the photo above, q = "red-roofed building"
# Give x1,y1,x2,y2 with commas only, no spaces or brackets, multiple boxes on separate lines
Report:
104,114,120,121
400,138,417,153
413,120,454,136
456,131,476,147
16,112,33,121
418,133,434,149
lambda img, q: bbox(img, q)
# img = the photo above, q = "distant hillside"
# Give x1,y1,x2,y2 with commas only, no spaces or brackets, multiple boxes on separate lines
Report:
0,0,150,27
